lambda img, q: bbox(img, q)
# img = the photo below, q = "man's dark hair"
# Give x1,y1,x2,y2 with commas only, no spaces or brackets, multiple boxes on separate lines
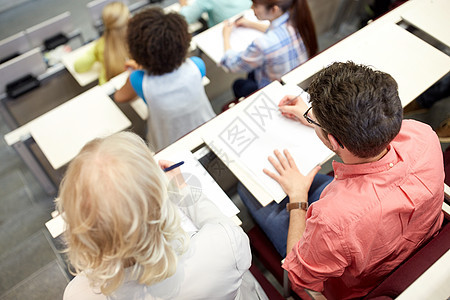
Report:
127,8,191,75
309,61,403,158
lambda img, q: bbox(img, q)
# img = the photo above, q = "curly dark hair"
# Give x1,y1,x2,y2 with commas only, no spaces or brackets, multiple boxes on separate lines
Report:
126,7,191,75
308,61,403,158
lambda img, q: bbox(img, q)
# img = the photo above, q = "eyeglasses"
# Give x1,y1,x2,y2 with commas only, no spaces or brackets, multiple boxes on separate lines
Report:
303,106,321,127
303,107,344,149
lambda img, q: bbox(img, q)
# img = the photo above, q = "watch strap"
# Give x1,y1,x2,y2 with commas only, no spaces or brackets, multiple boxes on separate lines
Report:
286,202,309,212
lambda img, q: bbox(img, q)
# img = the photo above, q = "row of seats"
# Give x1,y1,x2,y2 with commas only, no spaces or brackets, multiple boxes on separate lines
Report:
0,11,81,64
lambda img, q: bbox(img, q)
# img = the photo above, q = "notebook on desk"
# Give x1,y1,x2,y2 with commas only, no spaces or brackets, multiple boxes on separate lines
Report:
202,81,333,206
154,150,240,219
193,9,269,65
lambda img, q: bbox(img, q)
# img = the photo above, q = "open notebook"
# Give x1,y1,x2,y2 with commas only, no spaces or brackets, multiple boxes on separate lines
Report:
192,9,269,64
156,150,240,231
202,81,333,206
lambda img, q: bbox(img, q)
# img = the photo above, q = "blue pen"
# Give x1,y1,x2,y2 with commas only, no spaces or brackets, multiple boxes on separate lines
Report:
163,161,184,172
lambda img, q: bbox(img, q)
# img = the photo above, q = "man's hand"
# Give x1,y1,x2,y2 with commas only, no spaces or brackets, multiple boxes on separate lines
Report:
278,95,313,128
179,0,188,7
263,149,321,202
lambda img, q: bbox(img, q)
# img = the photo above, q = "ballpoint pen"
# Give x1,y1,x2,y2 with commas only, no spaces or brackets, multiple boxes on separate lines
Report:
163,161,185,172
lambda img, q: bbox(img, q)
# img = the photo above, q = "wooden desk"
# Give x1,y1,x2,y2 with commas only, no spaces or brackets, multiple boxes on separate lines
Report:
281,8,450,107
401,0,450,48
61,41,101,87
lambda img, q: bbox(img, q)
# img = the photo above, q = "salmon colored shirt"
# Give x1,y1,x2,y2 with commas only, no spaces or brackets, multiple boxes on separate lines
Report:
283,120,444,299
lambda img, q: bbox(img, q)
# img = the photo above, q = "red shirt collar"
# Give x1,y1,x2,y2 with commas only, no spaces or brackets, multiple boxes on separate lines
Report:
332,145,399,180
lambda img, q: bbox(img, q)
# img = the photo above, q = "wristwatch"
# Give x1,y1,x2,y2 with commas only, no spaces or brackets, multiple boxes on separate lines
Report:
286,202,309,212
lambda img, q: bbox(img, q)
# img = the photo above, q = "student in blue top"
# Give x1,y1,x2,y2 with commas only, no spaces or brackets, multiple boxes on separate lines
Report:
221,0,318,99
179,0,251,27
115,8,215,152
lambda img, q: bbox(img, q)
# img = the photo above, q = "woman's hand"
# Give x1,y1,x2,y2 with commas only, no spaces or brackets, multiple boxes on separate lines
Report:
234,17,252,28
263,149,321,202
159,160,187,189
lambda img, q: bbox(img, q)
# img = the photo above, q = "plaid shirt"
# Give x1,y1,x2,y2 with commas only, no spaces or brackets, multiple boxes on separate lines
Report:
221,12,308,88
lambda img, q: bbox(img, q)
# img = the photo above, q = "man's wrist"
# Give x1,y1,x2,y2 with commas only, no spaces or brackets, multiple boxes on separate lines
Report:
286,202,309,212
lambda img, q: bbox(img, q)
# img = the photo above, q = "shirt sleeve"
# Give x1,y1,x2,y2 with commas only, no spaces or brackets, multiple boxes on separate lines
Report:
73,41,98,73
189,56,206,77
129,70,145,103
179,0,211,25
282,212,350,292
192,218,251,277
177,184,251,273
176,185,233,228
220,38,266,73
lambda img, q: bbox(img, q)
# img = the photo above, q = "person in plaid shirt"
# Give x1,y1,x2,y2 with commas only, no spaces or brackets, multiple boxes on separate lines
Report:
221,0,317,99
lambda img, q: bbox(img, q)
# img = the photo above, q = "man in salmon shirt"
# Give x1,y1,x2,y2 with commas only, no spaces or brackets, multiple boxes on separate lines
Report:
238,61,444,299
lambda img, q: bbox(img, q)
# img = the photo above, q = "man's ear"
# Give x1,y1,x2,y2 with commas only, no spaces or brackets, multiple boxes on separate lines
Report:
328,133,343,151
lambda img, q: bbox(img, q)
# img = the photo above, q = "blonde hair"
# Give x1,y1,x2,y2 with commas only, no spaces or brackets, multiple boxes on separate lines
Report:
56,132,188,295
102,2,130,81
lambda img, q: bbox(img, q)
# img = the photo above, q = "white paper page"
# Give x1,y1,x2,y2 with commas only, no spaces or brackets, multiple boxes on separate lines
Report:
156,150,240,218
203,82,333,203
193,9,268,64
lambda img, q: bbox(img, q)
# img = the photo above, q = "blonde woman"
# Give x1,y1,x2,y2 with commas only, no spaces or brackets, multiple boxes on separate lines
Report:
74,2,129,85
59,132,267,300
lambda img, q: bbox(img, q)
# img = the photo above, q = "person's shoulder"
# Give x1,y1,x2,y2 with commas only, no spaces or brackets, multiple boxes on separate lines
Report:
255,23,288,49
394,120,440,151
64,273,105,300
197,220,243,237
307,197,343,230
194,221,248,250
96,37,105,46
188,56,206,77
130,69,145,81
402,119,433,132
190,221,251,270
310,187,380,233
94,37,105,51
